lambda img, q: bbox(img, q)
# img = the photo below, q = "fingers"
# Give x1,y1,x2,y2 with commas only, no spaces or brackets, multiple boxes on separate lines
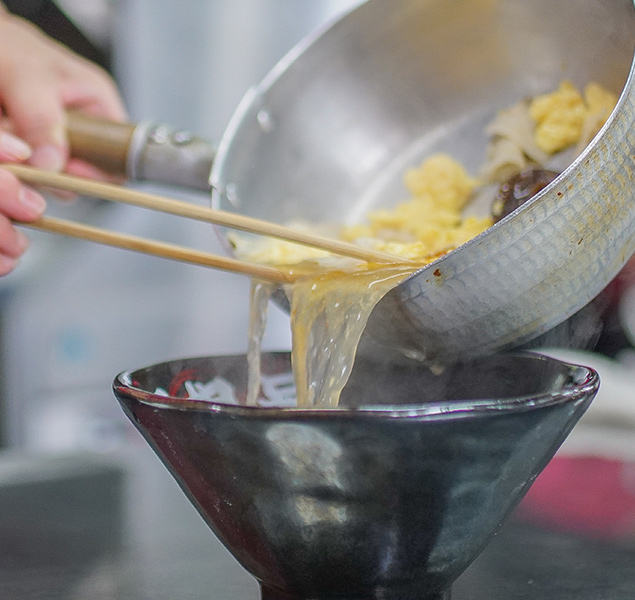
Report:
0,18,68,170
0,167,47,273
0,11,128,276
0,15,127,175
0,130,32,162
61,60,128,122
0,167,47,222
2,56,68,171
0,214,28,275
6,87,67,171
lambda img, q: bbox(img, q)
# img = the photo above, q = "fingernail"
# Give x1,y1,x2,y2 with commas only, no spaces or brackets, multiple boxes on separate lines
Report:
0,132,32,160
19,186,47,214
29,144,65,172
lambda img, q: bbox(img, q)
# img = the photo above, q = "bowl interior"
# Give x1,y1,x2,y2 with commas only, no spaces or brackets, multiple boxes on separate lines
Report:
120,351,595,412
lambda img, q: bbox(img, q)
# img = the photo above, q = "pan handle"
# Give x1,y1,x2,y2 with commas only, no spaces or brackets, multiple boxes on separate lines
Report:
66,111,215,192
67,111,135,176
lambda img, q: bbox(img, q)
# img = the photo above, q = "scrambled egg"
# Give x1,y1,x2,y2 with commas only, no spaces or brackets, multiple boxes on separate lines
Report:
340,154,491,259
232,80,617,267
228,221,334,265
231,154,492,265
530,80,617,154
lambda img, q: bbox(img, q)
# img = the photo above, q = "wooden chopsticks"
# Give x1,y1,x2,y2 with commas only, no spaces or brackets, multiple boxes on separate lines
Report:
5,164,407,265
20,215,295,284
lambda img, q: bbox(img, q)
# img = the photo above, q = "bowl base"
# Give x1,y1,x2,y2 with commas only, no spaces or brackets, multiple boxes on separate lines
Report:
260,584,451,600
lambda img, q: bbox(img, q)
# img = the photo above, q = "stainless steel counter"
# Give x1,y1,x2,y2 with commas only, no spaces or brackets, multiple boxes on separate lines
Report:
0,443,634,599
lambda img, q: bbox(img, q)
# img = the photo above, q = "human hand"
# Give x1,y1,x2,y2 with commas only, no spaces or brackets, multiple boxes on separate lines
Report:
0,5,127,274
0,132,45,274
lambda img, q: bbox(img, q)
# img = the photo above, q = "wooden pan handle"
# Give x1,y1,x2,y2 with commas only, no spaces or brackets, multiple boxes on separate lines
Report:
66,111,136,176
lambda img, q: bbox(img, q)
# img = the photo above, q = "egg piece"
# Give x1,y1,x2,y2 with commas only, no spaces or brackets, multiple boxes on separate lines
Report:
341,153,490,257
402,153,480,211
529,80,618,156
529,81,587,154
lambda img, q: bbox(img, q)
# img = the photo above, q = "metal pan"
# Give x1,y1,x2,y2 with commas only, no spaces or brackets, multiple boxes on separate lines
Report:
68,0,635,365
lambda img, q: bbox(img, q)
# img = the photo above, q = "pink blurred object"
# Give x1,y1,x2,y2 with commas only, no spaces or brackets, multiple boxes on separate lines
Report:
518,455,635,539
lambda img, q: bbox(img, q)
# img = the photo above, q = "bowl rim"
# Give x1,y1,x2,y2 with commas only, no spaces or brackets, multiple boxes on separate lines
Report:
113,351,599,419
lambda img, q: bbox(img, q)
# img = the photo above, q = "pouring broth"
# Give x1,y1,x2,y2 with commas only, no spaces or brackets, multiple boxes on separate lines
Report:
235,80,617,409
246,262,428,408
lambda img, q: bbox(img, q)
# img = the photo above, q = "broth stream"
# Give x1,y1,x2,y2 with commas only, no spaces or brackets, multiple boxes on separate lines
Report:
247,263,422,408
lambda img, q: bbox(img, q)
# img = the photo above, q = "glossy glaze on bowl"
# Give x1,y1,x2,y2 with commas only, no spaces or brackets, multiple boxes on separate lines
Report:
114,352,598,600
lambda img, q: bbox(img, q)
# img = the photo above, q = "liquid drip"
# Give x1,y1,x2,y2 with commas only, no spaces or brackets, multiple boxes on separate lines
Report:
247,263,422,408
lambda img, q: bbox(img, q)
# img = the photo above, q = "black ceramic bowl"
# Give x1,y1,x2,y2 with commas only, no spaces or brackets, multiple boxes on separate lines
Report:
114,352,598,600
